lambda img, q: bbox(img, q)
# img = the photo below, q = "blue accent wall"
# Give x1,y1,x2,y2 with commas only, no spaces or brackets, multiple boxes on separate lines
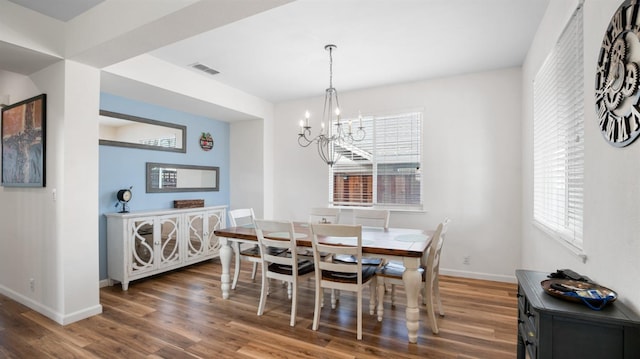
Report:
98,93,230,280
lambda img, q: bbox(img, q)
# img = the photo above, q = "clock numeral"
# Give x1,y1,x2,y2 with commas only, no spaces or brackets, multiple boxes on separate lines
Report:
629,104,640,133
606,114,618,142
597,100,607,121
618,116,630,142
602,34,613,53
631,4,640,27
612,8,626,35
599,113,609,133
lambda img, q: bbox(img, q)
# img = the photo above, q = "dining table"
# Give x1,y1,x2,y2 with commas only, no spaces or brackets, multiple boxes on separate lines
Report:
214,222,432,343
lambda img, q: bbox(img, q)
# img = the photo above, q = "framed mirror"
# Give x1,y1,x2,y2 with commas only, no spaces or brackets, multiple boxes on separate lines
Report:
99,110,186,153
146,162,219,193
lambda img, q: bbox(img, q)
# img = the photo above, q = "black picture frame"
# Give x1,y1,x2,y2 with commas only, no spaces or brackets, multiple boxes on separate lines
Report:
1,94,46,187
99,110,187,153
146,162,219,193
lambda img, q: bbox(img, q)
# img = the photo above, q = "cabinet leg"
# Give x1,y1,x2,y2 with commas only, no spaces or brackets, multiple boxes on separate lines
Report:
121,282,129,291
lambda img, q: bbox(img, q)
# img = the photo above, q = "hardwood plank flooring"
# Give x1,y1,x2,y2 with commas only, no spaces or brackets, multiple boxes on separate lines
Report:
0,260,518,358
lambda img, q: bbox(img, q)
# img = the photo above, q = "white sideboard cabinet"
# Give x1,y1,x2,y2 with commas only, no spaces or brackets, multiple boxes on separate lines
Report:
106,206,227,290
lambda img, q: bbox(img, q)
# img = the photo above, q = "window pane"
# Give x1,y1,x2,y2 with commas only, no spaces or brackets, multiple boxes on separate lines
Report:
331,112,422,209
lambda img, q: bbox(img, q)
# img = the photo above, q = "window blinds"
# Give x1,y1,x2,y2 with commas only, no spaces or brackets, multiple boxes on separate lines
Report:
533,4,584,249
330,111,422,209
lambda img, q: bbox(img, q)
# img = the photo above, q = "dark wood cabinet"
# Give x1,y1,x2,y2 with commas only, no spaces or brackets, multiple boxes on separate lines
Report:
516,270,640,359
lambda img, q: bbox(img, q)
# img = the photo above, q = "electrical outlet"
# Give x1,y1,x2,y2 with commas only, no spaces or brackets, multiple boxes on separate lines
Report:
29,278,35,292
463,255,471,265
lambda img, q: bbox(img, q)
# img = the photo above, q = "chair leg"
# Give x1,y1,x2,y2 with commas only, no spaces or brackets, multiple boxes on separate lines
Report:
369,281,376,315
425,282,439,334
290,279,297,327
434,275,445,317
331,289,337,309
287,282,292,300
377,278,385,322
391,284,396,307
422,282,428,305
313,285,322,331
357,288,363,340
257,270,268,316
232,242,241,290
251,262,258,281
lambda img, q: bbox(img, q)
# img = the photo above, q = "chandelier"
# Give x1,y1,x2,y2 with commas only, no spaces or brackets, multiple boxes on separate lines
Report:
298,44,366,166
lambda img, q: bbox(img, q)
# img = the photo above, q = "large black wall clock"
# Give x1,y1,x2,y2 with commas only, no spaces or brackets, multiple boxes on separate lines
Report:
596,0,640,147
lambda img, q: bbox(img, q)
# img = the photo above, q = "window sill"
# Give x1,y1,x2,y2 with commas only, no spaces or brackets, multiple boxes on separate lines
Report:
331,205,427,214
533,221,587,263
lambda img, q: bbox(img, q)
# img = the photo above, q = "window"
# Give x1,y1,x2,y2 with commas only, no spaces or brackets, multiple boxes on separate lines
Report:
139,135,177,148
330,111,422,210
533,4,584,250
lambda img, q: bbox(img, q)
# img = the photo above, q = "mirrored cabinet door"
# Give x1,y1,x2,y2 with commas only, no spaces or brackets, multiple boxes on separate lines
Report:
185,213,206,261
129,219,155,274
206,210,224,256
158,215,181,267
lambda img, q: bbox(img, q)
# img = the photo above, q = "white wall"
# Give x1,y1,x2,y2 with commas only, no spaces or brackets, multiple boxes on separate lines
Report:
0,61,102,324
273,68,523,282
0,70,39,105
522,0,640,312
230,119,265,218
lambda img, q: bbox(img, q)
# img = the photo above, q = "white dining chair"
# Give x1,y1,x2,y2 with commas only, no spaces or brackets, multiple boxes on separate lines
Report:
309,223,378,340
376,218,450,334
228,208,261,289
254,219,315,327
352,208,390,229
309,207,341,224
331,208,389,305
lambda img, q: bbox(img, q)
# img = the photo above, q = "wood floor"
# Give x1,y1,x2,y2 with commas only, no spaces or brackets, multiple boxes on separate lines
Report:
0,260,518,358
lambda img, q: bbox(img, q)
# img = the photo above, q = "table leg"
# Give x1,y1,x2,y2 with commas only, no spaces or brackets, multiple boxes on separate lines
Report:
219,237,232,299
403,257,421,344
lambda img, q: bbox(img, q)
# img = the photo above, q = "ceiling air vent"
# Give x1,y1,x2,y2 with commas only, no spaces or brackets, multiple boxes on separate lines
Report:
190,63,220,76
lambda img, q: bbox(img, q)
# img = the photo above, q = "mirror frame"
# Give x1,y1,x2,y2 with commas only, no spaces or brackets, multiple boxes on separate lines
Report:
99,110,187,153
146,162,219,193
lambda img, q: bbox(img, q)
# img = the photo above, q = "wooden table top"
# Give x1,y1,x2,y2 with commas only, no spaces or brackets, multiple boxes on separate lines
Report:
214,223,431,258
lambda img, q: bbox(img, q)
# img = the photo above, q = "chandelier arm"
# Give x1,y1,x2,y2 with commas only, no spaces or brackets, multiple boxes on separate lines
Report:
352,127,366,141
298,134,314,147
317,137,330,165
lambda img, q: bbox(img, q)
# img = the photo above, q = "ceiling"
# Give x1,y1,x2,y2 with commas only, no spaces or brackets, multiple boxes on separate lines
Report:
3,0,550,116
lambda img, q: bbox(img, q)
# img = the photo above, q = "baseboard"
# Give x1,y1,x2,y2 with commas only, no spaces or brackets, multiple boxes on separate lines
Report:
0,284,65,324
440,268,517,284
61,304,103,325
0,284,103,325
99,278,112,288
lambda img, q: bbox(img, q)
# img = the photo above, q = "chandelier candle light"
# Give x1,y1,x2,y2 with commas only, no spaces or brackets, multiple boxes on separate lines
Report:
298,44,366,166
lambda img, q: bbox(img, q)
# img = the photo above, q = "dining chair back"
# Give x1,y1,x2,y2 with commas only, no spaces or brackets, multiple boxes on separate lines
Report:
376,217,450,334
228,208,255,227
352,208,390,229
254,219,314,327
309,207,341,224
425,217,450,321
309,223,378,340
228,208,260,290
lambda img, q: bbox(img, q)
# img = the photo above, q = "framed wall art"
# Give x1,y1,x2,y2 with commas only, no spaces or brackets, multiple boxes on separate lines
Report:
1,94,46,187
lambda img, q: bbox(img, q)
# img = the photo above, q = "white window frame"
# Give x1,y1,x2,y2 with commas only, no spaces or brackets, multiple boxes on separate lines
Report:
533,3,585,258
329,110,423,211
